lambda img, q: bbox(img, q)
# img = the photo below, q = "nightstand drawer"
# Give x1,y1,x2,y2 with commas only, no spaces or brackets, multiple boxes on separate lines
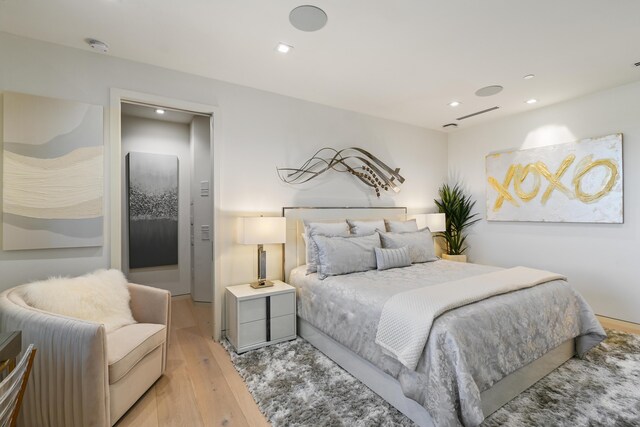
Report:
271,314,295,340
239,319,267,347
226,281,296,353
270,293,295,318
239,298,266,324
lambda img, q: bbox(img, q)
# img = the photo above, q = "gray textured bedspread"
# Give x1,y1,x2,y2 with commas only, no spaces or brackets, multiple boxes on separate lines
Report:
290,260,606,427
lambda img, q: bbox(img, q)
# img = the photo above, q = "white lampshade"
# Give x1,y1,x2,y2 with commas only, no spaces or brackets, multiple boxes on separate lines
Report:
237,217,287,245
412,213,446,232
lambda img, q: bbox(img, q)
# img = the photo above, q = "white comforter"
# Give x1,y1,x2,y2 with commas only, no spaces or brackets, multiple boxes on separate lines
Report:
375,266,566,370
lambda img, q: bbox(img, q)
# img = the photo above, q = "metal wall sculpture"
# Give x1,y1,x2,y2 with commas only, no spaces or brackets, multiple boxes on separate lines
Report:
127,152,179,268
277,147,404,197
486,133,623,223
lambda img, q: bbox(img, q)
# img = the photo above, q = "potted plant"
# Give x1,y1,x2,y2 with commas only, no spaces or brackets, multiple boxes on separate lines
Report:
434,183,480,262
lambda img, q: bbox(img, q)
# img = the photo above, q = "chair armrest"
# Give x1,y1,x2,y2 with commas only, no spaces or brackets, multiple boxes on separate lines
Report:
0,289,110,427
128,283,171,326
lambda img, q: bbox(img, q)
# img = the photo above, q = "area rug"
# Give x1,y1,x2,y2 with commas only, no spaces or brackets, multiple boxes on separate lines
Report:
224,329,640,426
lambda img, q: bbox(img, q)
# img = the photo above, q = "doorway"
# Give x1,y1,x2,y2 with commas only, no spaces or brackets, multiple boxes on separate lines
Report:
109,89,221,340
120,101,213,301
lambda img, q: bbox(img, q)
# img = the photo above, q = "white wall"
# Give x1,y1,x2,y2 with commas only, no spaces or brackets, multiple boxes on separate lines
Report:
121,115,191,296
0,33,448,332
190,115,213,302
448,80,640,324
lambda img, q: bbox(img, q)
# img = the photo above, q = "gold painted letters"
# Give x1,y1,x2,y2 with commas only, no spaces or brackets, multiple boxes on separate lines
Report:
488,154,619,212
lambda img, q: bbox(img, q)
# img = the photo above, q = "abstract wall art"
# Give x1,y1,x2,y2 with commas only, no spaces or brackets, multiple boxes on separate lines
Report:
2,92,104,250
127,152,178,268
277,147,404,197
485,133,623,223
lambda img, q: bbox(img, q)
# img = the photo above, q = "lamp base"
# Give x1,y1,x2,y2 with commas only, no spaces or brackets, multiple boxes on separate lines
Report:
250,280,274,289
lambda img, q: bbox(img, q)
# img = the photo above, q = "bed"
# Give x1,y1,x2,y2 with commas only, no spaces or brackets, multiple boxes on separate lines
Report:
282,207,606,427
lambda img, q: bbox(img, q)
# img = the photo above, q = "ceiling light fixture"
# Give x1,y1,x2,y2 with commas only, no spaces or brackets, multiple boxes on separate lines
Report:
276,43,293,54
155,109,166,115
86,38,109,53
448,101,461,107
523,74,535,80
525,99,538,104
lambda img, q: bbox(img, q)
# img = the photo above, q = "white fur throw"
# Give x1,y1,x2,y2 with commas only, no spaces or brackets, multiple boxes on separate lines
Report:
20,269,136,332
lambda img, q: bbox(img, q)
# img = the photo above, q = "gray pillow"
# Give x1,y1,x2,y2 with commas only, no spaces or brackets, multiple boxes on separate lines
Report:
347,219,386,236
385,219,419,233
375,246,411,271
379,228,437,263
304,221,350,274
313,233,381,279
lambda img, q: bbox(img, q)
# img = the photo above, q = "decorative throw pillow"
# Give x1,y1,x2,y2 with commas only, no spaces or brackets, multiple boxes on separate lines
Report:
20,269,136,332
304,220,350,274
375,246,412,271
379,228,437,263
313,233,381,279
385,218,419,233
347,219,386,236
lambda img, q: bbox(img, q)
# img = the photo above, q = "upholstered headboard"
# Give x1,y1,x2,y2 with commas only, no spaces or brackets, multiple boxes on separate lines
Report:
281,207,407,282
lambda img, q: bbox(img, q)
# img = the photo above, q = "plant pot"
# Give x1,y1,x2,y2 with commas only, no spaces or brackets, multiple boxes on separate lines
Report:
442,254,467,263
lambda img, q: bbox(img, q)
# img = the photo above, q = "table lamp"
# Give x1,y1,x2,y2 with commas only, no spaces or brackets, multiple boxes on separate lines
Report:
412,213,446,232
238,216,287,288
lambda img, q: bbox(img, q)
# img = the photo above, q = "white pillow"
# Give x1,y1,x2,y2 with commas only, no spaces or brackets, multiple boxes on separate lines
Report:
304,220,350,274
313,233,381,279
385,219,419,233
20,269,136,332
375,246,411,271
379,228,437,263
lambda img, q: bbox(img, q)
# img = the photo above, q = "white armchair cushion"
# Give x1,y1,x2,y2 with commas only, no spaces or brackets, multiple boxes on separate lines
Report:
107,323,166,383
20,269,136,332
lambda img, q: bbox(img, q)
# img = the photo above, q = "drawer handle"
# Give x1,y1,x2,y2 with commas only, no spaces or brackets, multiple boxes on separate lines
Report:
266,296,271,341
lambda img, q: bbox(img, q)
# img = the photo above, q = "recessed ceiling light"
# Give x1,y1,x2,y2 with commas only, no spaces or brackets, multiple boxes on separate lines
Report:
448,101,461,107
525,99,538,104
475,85,503,97
85,38,109,53
276,43,293,54
523,74,535,80
155,109,165,115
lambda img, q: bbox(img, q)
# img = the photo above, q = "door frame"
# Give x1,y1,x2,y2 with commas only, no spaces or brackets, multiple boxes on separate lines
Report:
109,88,222,340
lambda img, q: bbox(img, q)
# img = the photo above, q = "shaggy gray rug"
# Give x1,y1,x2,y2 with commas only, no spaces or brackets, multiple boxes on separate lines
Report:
223,338,413,426
484,329,640,426
224,329,640,426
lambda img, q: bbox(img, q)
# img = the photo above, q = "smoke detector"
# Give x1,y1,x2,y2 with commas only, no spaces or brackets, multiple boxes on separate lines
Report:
86,38,109,53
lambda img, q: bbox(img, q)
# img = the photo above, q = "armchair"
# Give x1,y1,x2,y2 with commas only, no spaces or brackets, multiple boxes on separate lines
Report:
0,282,171,427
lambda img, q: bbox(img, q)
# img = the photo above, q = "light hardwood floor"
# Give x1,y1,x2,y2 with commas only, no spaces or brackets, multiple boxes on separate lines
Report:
116,298,639,427
116,296,269,427
597,315,640,334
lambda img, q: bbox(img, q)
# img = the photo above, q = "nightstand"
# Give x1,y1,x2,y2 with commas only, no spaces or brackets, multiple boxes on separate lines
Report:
225,281,296,353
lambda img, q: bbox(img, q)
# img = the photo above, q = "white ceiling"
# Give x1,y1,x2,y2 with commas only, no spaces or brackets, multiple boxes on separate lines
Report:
1,0,640,131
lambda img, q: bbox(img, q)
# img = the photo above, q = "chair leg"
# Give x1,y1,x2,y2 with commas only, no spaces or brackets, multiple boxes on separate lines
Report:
9,348,36,427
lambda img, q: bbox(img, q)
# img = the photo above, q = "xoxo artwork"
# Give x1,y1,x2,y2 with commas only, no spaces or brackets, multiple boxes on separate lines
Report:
485,133,623,223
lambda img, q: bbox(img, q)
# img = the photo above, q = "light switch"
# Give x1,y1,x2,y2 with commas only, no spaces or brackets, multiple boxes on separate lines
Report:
200,181,209,197
201,225,210,241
